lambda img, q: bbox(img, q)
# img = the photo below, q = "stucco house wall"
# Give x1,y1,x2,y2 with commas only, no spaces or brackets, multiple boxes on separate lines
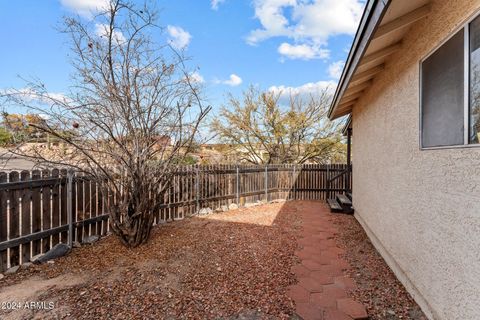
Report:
351,1,480,319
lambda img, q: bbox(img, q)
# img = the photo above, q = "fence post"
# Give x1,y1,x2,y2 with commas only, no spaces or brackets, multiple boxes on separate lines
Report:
292,165,296,200
236,166,240,205
326,165,330,200
264,165,268,202
195,166,200,214
67,170,73,248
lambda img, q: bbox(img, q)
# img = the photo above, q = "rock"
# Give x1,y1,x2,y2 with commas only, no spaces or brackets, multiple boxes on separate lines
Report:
408,307,424,319
221,205,229,212
199,208,213,215
31,253,44,263
271,199,286,203
228,203,239,210
22,262,33,269
0,274,4,280
72,241,82,248
386,310,396,316
35,243,70,264
230,310,265,320
214,207,223,213
47,260,55,264
5,265,20,274
82,235,100,245
245,202,256,208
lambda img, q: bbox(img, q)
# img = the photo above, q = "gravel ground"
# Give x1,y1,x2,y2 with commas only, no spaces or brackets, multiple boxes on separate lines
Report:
330,213,428,320
0,202,301,320
0,201,429,320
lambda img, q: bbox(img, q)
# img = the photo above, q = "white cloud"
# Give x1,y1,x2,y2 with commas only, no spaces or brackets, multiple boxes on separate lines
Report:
211,0,226,10
268,80,336,101
60,0,109,18
246,0,296,44
223,74,243,86
214,74,243,86
167,25,192,50
328,60,345,79
190,72,205,83
95,23,126,45
2,88,71,105
247,0,364,60
278,42,329,60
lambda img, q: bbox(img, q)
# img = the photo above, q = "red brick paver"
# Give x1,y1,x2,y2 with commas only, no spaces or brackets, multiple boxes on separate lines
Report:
337,298,369,319
288,201,368,320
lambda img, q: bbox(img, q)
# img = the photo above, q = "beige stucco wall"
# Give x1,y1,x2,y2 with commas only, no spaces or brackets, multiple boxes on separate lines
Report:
351,1,480,319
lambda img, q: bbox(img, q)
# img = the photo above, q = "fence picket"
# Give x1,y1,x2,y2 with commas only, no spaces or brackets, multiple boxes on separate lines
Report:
31,170,42,259
9,171,20,268
41,170,52,253
51,169,60,247
0,172,7,270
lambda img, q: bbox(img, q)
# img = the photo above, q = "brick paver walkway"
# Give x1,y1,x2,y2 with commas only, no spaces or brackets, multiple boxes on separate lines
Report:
287,201,368,320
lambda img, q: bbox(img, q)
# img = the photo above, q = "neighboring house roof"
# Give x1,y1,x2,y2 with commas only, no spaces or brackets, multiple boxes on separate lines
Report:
328,0,431,120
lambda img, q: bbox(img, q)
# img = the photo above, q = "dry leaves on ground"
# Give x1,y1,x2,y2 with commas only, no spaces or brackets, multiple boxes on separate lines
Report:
0,202,302,320
0,201,428,320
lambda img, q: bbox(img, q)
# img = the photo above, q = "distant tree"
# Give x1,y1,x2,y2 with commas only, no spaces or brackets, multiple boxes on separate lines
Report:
1,112,47,142
2,113,24,133
1,0,210,247
0,127,12,147
178,154,198,165
212,87,345,164
24,114,47,136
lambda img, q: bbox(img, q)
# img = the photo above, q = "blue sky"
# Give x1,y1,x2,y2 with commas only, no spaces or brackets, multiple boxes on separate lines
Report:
0,0,365,113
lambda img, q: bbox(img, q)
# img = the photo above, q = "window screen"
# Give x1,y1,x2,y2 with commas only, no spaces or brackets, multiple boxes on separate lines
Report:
470,16,480,144
421,30,465,148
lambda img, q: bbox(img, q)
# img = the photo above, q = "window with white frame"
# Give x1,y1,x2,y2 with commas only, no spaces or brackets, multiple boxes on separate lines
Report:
421,14,480,148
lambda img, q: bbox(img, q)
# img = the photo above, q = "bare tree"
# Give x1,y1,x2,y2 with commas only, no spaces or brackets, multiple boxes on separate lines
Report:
212,87,344,164
1,0,210,247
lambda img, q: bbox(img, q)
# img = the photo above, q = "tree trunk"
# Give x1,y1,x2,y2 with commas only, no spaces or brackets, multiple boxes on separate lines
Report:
109,204,156,247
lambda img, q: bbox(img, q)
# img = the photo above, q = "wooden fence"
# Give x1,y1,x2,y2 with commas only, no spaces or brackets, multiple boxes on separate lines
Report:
0,164,351,272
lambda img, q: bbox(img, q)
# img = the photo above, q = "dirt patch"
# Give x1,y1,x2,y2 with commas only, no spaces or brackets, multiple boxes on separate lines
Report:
330,212,428,320
0,273,86,320
0,202,301,319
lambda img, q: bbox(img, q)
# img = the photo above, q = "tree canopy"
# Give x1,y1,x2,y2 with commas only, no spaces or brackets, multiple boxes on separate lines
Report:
212,87,345,164
1,0,210,247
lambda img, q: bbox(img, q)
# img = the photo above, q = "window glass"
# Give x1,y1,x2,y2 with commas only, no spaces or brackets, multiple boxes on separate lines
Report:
470,16,480,144
422,30,465,148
